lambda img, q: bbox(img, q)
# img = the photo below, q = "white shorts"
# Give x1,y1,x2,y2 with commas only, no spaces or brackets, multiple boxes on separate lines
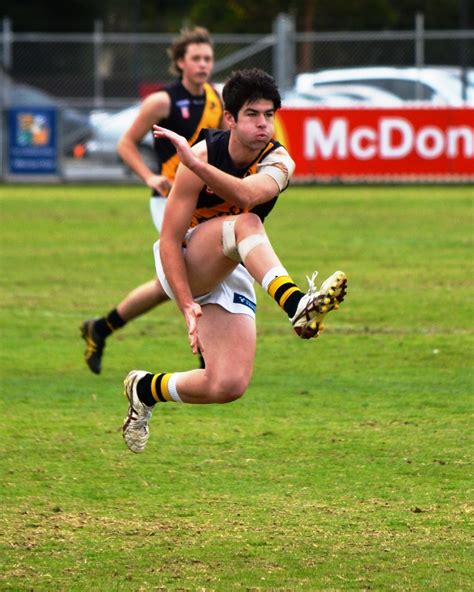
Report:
153,239,257,319
150,196,167,233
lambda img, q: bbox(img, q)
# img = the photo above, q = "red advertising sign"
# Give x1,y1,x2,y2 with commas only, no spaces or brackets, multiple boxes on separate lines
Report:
275,108,474,181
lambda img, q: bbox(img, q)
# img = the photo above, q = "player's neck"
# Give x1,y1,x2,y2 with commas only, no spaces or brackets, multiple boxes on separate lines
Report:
228,135,264,168
181,76,205,96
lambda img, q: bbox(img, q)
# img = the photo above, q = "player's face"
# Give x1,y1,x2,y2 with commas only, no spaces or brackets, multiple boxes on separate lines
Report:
230,99,275,150
178,43,214,86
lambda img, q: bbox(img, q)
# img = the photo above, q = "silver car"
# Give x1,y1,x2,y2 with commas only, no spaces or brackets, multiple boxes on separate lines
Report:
82,104,155,171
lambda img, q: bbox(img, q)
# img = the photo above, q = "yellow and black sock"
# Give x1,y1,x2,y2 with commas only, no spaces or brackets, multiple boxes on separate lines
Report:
137,372,173,406
95,309,126,338
267,275,304,318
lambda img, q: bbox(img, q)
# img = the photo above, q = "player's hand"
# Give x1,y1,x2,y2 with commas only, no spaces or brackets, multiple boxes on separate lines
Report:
183,302,203,355
145,174,172,195
152,125,197,170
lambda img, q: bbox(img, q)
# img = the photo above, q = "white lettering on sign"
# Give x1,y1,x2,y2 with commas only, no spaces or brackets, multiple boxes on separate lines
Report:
304,116,474,160
350,127,377,159
416,126,444,159
380,118,413,158
447,127,473,158
304,118,348,159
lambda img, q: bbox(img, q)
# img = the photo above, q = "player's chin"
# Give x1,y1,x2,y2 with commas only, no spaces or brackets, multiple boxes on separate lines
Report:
253,136,271,147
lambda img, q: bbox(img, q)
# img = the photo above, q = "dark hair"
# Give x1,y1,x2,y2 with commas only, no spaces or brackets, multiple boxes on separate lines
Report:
168,27,213,76
222,68,282,119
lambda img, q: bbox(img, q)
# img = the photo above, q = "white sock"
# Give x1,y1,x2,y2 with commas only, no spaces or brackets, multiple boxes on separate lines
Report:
261,266,289,292
168,372,183,403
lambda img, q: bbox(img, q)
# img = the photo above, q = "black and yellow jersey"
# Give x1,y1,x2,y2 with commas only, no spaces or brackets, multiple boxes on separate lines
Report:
190,129,284,228
153,80,222,194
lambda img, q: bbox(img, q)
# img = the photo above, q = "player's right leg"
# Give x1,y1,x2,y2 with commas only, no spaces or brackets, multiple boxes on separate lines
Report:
184,213,347,340
287,271,347,339
81,278,169,374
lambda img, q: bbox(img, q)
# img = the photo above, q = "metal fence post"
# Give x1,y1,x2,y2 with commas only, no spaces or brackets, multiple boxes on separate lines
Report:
93,19,104,109
459,0,470,102
2,17,12,71
415,12,425,100
2,17,13,108
273,13,296,92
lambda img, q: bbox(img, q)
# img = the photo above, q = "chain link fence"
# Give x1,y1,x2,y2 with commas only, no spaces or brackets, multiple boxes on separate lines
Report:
1,14,472,181
1,27,276,108
2,14,472,106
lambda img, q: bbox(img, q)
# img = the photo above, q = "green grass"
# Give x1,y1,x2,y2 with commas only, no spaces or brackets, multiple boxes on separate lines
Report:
0,184,472,591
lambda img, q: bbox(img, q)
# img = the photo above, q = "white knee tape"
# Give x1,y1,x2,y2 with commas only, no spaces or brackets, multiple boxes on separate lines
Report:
238,233,269,262
222,220,240,262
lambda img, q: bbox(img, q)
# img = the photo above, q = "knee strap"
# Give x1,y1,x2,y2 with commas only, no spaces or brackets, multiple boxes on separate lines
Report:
238,233,269,262
222,219,269,263
222,220,240,261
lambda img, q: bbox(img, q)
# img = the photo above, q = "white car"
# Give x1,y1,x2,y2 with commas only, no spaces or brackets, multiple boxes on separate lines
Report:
284,84,403,107
442,67,474,103
82,104,155,170
281,89,356,107
295,66,474,106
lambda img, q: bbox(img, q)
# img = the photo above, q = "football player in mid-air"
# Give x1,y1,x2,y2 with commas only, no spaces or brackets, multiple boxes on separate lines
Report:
121,68,347,453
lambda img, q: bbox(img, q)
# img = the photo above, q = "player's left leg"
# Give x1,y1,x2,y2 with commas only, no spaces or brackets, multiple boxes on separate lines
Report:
122,304,256,453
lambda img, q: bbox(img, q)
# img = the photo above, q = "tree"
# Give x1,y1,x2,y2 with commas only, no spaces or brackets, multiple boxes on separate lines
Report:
1,0,468,32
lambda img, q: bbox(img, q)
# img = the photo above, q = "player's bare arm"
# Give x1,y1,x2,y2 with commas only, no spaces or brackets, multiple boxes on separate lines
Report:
153,125,295,207
118,92,172,193
160,147,207,353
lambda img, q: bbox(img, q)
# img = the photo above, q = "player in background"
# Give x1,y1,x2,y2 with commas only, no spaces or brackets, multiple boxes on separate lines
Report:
122,68,348,453
81,27,223,374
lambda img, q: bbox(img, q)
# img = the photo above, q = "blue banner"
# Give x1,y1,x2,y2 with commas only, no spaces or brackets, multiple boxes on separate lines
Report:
8,107,58,175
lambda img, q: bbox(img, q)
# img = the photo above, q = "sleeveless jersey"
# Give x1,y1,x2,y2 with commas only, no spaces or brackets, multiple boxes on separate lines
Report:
190,129,283,228
153,80,222,194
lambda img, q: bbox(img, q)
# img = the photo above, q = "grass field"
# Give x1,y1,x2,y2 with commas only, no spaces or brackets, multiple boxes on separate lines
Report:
0,183,472,591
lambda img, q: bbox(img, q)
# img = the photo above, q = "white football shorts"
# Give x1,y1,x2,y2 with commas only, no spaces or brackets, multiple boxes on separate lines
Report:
149,196,167,233
153,239,257,319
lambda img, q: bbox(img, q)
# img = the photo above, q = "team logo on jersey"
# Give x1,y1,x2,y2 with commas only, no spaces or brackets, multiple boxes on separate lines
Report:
177,99,190,119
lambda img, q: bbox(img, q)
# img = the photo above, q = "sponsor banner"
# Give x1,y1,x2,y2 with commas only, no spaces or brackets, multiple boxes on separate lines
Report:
7,107,58,175
275,108,474,179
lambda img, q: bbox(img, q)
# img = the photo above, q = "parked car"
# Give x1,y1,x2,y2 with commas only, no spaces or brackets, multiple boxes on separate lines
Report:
1,70,94,155
442,67,474,102
281,89,352,107
81,104,156,171
283,84,403,107
295,66,474,106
